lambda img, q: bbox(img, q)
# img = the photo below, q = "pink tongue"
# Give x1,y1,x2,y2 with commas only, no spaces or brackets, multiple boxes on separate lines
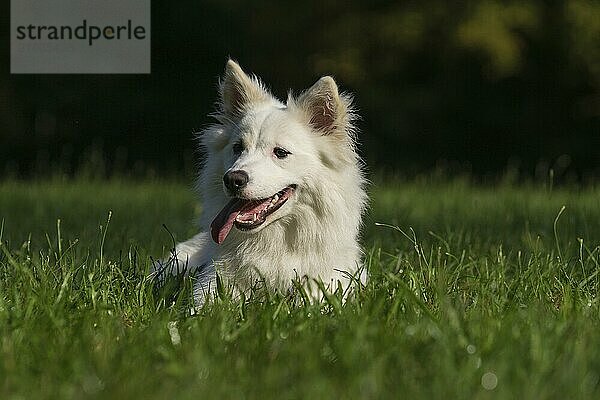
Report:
210,198,247,244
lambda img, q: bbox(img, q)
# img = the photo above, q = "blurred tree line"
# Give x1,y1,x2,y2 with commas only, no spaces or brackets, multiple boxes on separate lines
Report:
0,0,598,179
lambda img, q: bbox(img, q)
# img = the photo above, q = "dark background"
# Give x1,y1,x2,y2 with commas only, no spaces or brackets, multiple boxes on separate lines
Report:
1,1,599,180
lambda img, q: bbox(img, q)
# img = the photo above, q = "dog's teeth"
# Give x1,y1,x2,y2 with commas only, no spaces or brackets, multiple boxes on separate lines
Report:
252,214,257,222
272,194,279,203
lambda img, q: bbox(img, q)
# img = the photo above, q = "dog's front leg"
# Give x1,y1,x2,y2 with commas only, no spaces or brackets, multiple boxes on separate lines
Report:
153,232,214,279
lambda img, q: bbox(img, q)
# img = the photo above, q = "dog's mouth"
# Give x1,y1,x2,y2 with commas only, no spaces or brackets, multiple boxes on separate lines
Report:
210,185,296,244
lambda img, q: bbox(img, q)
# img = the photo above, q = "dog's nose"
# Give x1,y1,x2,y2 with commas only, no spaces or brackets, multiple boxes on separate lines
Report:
223,170,249,192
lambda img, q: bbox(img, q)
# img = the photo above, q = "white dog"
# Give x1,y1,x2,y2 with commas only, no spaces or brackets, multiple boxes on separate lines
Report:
156,60,367,304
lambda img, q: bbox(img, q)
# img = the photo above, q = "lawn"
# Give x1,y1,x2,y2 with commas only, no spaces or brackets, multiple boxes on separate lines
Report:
1,177,599,399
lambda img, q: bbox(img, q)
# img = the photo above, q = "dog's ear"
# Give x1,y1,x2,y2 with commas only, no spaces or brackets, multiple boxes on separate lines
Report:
220,60,269,119
296,76,352,137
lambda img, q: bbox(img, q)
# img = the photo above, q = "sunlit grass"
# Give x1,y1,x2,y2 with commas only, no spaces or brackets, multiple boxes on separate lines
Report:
1,178,599,398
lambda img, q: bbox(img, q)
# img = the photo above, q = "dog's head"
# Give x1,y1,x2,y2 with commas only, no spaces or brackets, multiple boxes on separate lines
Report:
205,60,360,245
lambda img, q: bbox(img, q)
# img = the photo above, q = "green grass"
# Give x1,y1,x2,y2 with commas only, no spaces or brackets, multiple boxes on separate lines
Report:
1,177,600,399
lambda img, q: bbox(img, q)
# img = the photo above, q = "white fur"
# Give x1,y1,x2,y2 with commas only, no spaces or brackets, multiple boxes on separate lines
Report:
155,60,368,304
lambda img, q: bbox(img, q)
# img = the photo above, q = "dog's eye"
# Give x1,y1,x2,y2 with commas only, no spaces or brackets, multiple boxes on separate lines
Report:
273,147,291,159
232,141,244,155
